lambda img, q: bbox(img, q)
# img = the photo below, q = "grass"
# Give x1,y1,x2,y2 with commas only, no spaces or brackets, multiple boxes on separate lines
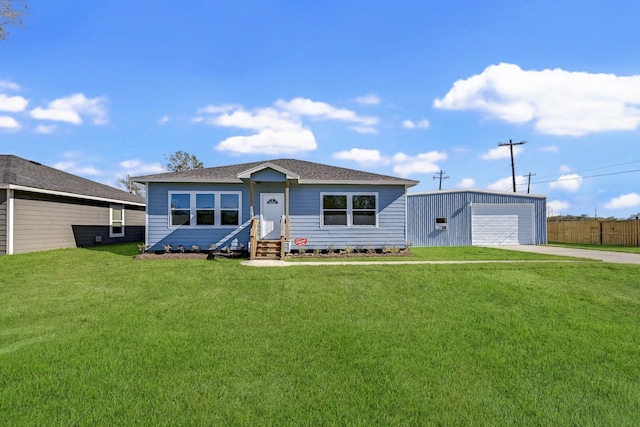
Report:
1,244,640,425
288,245,579,262
549,242,640,254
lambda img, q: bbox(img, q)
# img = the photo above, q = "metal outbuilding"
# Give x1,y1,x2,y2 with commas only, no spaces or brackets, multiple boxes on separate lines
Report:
407,190,547,247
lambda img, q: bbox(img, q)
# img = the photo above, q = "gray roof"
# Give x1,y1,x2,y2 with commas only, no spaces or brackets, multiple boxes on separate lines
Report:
0,155,145,205
132,158,419,186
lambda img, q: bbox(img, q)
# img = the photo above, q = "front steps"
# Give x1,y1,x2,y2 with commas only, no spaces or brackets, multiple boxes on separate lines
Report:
254,240,283,260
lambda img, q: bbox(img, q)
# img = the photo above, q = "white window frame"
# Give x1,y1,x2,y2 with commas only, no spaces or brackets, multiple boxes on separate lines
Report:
320,192,378,228
168,191,242,228
110,204,125,238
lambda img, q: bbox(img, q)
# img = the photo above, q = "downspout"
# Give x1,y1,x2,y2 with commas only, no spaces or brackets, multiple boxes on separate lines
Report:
404,185,408,248
250,180,255,218
144,182,149,248
285,180,290,240
7,188,14,255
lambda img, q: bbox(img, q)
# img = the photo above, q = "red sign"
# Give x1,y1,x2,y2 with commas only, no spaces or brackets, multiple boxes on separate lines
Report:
293,237,308,247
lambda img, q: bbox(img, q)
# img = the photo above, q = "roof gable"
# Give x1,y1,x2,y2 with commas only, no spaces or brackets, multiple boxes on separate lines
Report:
133,158,418,187
0,155,145,205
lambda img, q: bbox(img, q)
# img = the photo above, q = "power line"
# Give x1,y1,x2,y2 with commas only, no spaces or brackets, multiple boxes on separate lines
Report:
531,168,640,185
529,159,640,181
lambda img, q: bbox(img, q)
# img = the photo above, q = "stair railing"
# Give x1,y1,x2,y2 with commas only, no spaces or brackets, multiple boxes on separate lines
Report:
250,217,259,260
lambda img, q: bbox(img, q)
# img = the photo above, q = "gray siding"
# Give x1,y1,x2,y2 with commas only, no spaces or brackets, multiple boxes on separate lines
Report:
12,191,145,254
146,182,252,251
146,182,409,251
251,168,287,182
407,191,547,247
288,184,408,250
0,191,6,255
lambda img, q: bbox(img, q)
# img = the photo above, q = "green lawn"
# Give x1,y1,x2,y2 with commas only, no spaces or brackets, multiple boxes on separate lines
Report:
1,244,639,426
549,242,640,254
289,246,580,262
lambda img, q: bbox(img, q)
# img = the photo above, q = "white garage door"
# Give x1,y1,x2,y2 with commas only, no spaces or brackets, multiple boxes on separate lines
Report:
472,204,535,246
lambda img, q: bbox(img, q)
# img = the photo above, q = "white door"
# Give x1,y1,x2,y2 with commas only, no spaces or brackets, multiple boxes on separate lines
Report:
260,193,285,239
472,204,535,245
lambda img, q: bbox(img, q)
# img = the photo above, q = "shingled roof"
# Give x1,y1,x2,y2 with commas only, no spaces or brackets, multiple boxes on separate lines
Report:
132,158,419,186
0,155,145,205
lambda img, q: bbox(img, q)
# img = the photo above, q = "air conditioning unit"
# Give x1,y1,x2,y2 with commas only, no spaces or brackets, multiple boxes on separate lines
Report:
435,224,447,231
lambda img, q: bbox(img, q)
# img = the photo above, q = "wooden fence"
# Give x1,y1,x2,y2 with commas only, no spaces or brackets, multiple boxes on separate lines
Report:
547,220,640,246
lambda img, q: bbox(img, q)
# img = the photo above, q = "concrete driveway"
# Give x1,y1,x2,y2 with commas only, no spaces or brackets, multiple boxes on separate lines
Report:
499,245,640,265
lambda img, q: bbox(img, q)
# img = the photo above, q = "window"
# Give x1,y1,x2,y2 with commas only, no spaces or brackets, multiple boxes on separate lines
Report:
220,193,240,226
352,195,376,225
435,217,448,230
171,194,191,226
322,195,347,226
196,194,215,225
110,205,125,237
169,192,241,227
321,193,377,227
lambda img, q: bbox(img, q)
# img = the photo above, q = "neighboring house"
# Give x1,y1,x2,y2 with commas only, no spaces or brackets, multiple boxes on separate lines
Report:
0,155,146,255
407,190,547,246
132,159,418,259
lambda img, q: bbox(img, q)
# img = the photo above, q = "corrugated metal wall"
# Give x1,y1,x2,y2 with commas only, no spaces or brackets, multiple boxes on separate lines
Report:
407,190,547,246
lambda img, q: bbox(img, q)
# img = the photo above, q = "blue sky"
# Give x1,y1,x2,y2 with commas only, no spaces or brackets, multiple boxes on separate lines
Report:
2,1,640,217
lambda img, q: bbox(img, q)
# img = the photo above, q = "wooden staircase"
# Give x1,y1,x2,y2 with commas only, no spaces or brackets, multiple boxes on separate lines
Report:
254,240,283,260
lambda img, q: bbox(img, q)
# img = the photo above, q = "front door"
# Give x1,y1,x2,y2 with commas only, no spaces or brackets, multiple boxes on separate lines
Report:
260,193,285,239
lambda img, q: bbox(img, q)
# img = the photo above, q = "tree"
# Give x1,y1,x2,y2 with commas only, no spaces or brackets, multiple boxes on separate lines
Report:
165,151,204,172
1,0,27,40
118,175,146,197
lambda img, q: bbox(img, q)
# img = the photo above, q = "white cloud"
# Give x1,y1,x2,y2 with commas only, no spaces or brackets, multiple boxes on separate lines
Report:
434,63,640,136
481,145,523,160
0,80,21,91
30,93,108,125
0,116,20,130
549,174,583,192
276,97,378,126
604,193,640,209
212,107,301,132
391,151,447,177
457,178,475,188
333,148,387,164
0,94,29,112
35,124,56,134
119,159,165,175
216,128,317,155
354,93,381,105
158,115,169,125
197,104,242,115
559,165,572,173
547,200,570,215
402,119,430,129
488,176,527,192
540,145,559,153
349,125,378,134
53,161,101,176
199,98,378,155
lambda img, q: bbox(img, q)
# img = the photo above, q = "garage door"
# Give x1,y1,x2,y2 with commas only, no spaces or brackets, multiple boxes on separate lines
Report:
471,204,534,245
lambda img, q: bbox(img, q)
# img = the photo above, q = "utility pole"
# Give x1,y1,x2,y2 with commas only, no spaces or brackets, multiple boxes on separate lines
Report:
498,139,526,192
433,170,449,190
523,172,535,194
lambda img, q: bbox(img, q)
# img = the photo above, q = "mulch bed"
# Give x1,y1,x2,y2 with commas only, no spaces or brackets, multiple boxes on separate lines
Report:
134,250,414,260
134,251,247,260
288,250,414,259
